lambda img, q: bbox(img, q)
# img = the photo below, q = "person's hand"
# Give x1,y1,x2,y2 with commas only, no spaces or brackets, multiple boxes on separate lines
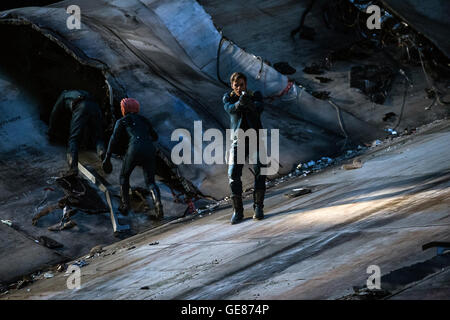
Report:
236,93,251,111
239,92,252,105
102,158,112,174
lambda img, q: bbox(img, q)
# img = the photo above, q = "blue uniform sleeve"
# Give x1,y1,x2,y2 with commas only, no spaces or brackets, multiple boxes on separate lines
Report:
105,119,124,159
223,93,241,114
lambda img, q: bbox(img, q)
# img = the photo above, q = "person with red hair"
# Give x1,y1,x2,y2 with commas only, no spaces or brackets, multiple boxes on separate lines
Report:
102,98,163,219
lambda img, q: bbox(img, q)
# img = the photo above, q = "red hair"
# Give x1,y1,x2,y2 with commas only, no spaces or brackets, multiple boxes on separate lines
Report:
120,98,140,116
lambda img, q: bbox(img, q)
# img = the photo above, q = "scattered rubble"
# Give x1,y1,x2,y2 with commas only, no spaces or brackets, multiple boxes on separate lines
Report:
15,276,32,290
273,62,296,75
72,260,88,268
350,65,394,104
55,175,109,214
48,219,77,232
89,245,104,256
284,188,312,198
311,91,330,100
372,140,382,147
383,112,397,122
314,76,333,84
1,219,13,227
342,158,363,170
195,202,220,216
56,264,66,273
340,287,391,300
303,63,324,75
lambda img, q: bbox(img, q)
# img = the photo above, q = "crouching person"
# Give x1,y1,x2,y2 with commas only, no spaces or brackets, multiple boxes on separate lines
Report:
102,98,164,219
48,90,106,174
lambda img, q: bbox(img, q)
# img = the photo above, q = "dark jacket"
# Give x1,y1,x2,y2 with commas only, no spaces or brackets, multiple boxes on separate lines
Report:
48,90,101,141
106,113,158,158
223,90,264,133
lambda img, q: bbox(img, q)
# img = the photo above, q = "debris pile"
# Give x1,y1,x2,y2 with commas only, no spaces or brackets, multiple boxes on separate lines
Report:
339,287,391,300
273,62,296,75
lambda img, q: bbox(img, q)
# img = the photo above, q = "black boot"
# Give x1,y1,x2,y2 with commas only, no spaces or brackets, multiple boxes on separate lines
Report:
150,186,164,220
253,189,265,220
119,186,130,215
230,195,244,225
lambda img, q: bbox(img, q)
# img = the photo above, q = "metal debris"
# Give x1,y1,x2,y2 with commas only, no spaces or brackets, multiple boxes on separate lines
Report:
149,241,159,246
350,65,394,104
48,219,77,232
314,76,333,83
56,264,66,273
273,62,296,75
340,287,391,300
72,260,89,268
303,63,324,75
1,219,12,227
43,272,54,279
342,159,363,170
196,202,220,216
372,140,382,147
15,277,32,290
386,128,398,135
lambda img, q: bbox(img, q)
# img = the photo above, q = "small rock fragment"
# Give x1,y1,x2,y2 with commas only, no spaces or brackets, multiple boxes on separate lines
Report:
284,188,312,198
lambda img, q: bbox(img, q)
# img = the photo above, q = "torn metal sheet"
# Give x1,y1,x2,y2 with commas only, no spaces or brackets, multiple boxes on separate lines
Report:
77,163,130,234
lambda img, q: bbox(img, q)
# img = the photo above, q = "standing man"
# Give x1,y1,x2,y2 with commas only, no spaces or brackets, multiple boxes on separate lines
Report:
223,72,266,224
102,98,163,219
48,90,106,175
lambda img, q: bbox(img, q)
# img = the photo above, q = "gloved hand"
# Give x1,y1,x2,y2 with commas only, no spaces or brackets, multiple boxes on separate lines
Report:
102,158,112,174
239,92,252,104
236,92,251,111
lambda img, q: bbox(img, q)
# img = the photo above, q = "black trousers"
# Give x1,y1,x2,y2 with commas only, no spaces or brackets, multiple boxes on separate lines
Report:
120,142,160,199
68,101,105,169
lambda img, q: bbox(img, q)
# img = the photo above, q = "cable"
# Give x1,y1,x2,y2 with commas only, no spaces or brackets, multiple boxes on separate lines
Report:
417,47,450,106
216,35,230,87
327,99,350,150
392,77,409,131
